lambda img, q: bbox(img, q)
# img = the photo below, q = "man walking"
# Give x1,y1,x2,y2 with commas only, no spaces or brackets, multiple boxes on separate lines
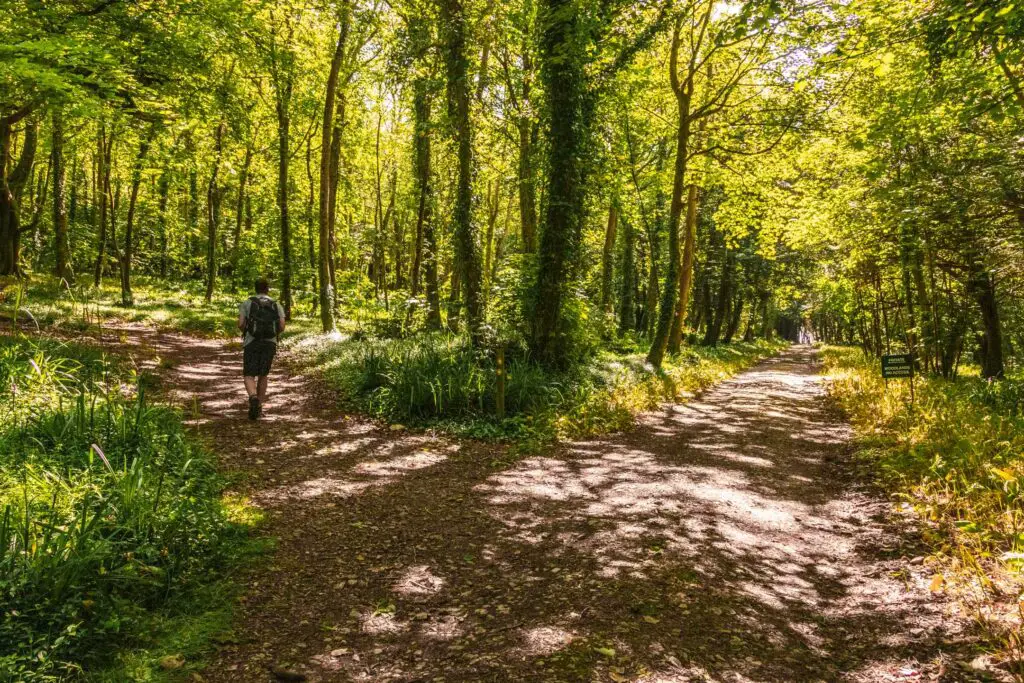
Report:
238,278,286,420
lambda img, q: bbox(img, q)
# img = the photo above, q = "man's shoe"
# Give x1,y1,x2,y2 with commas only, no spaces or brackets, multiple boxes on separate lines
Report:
248,395,260,421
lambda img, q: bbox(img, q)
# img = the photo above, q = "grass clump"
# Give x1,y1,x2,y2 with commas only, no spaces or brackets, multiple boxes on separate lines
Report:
822,345,1024,673
0,334,256,681
288,331,784,445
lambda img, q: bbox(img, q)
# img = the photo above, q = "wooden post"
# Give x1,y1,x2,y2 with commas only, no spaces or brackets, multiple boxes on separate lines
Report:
495,346,505,420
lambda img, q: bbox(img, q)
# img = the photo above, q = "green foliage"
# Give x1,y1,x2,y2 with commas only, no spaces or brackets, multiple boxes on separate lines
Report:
0,335,253,680
1,276,316,339
823,345,1024,570
289,330,784,445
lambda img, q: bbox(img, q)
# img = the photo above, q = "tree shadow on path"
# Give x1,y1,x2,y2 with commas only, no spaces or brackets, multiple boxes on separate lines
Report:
114,331,967,682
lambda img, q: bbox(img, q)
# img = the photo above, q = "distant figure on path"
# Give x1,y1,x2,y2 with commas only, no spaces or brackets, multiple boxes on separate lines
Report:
238,278,286,420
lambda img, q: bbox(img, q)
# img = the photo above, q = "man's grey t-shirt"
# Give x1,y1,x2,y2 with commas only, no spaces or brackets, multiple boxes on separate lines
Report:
239,296,286,347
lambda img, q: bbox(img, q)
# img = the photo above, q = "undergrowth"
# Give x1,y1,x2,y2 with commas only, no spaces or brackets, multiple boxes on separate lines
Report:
0,276,317,339
822,345,1024,675
0,334,259,681
287,331,785,447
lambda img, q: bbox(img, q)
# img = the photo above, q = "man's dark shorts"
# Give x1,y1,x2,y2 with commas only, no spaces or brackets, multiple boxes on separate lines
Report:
243,341,277,377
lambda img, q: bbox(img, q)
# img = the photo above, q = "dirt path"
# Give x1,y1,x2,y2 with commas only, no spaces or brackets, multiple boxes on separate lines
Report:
115,332,967,682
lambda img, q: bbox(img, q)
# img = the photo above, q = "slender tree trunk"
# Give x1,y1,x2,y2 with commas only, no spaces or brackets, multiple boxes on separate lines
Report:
304,138,318,312
205,121,225,303
157,167,170,278
618,214,636,334
328,93,344,302
52,110,73,283
408,46,441,329
231,142,253,279
600,201,618,317
93,123,112,286
723,291,743,343
441,0,484,344
668,183,700,352
647,30,693,367
317,7,349,331
484,178,500,300
119,131,152,307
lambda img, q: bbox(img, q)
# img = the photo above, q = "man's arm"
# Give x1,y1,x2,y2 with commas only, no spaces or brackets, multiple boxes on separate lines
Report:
238,313,247,334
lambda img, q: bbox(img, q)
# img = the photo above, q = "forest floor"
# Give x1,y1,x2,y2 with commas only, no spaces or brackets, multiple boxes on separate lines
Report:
94,327,978,682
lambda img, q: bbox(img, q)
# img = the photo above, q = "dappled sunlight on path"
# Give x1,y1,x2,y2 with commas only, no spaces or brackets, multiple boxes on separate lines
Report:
114,331,963,682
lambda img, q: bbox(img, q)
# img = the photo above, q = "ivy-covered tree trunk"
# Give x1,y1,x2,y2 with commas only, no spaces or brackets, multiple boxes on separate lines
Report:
52,110,73,283
441,0,484,345
530,0,595,365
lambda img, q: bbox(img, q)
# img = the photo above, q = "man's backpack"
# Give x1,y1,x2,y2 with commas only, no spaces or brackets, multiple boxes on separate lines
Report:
246,296,279,341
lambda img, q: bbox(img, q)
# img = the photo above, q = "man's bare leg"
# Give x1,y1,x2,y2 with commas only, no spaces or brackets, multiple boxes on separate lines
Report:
257,375,269,404
244,376,258,397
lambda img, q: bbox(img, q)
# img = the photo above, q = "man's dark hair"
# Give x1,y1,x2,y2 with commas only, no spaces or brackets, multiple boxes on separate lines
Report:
254,278,270,294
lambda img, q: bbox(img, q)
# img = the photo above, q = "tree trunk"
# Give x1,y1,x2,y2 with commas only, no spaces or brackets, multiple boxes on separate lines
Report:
277,99,293,319
723,291,743,343
1,113,37,277
530,0,595,365
328,93,344,304
231,142,253,280
968,260,1004,379
668,183,700,353
618,213,636,334
205,121,225,303
52,110,73,283
118,131,152,306
484,178,501,300
647,28,693,367
157,166,170,278
408,45,441,329
304,138,318,311
600,201,618,317
442,0,484,345
318,8,349,331
93,123,112,286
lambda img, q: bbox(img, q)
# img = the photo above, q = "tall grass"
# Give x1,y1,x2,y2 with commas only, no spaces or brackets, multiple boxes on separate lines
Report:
0,335,247,680
822,345,1024,674
288,332,785,444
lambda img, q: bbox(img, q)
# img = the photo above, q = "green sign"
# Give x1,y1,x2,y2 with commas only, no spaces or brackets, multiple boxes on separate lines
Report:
881,353,914,379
